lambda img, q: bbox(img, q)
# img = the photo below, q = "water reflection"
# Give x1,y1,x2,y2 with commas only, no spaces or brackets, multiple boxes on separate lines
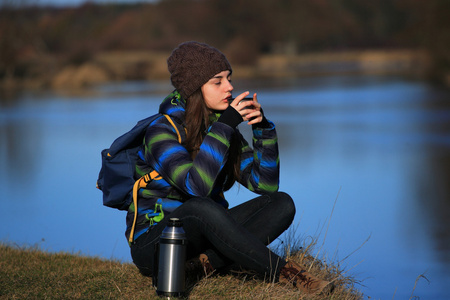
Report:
414,149,450,264
411,92,450,267
1,76,449,299
0,119,41,184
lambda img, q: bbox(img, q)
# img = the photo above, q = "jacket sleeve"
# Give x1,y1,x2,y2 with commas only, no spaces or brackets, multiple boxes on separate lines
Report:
238,120,280,193
143,117,235,198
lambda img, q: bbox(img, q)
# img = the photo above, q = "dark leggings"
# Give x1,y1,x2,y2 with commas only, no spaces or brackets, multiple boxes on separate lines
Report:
130,191,295,281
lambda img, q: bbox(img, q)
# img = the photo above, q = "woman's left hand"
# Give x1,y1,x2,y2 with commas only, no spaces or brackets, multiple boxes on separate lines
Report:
232,92,263,125
246,93,263,125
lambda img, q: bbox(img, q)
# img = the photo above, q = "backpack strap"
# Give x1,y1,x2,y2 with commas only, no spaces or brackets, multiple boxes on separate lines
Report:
128,114,182,245
163,114,183,143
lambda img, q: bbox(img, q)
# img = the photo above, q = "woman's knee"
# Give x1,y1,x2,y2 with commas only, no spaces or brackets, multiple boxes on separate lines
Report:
273,191,296,221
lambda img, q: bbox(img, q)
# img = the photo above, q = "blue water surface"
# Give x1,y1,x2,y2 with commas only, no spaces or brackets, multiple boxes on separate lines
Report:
1,75,449,299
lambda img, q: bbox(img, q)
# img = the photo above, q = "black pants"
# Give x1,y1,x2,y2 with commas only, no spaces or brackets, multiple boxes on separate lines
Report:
130,191,295,281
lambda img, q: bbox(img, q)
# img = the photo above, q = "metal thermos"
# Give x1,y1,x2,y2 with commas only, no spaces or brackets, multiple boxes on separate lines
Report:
155,218,187,297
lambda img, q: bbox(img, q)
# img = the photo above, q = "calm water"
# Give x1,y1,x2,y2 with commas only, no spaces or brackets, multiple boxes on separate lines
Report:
1,75,449,299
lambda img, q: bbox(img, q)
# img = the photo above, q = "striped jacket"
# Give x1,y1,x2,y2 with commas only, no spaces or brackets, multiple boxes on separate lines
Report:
125,91,280,241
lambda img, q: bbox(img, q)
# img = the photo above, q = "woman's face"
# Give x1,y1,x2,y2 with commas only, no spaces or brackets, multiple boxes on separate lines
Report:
201,70,233,111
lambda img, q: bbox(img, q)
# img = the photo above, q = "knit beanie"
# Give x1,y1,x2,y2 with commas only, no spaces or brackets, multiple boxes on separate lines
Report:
167,41,232,100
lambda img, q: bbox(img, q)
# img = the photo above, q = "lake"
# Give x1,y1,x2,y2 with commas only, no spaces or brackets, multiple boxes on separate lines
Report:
1,75,449,299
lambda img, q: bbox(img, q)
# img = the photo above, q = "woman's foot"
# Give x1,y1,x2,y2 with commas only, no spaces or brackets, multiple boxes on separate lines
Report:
185,253,215,279
279,260,334,295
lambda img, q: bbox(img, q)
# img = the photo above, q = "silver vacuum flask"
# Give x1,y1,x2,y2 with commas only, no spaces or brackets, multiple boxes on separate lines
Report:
156,218,187,297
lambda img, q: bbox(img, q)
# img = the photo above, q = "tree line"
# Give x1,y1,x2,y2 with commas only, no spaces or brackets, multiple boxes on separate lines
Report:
0,0,449,85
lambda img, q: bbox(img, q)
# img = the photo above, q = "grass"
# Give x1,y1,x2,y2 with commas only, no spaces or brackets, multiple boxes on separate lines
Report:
0,238,364,299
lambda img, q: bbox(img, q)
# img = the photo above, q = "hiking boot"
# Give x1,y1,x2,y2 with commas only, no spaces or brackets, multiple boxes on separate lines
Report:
185,253,214,279
279,260,334,295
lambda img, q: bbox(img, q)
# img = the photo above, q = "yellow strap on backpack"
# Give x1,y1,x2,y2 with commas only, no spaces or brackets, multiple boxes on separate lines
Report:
128,114,182,245
164,114,183,143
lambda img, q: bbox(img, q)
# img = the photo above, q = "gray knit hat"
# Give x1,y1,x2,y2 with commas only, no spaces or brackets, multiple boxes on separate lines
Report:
167,41,232,99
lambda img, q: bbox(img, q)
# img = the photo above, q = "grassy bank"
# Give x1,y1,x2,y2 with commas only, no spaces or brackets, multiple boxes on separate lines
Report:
0,243,363,299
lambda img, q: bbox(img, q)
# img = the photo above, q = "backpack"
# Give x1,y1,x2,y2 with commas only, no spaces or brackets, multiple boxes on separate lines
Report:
96,113,182,243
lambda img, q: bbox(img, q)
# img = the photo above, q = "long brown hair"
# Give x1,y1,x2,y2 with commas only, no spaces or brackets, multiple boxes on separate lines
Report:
184,89,241,191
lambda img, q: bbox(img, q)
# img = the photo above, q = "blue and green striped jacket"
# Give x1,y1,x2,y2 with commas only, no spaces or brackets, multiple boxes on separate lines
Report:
125,91,280,241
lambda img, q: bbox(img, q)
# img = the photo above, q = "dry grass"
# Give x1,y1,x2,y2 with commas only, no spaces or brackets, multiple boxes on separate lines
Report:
0,243,152,299
187,250,364,300
255,49,428,78
0,239,364,299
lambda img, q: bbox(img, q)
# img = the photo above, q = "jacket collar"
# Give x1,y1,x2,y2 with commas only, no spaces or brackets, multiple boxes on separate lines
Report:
159,90,224,126
159,90,186,123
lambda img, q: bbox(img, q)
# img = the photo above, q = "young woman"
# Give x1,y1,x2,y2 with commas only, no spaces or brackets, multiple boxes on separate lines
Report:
127,41,331,294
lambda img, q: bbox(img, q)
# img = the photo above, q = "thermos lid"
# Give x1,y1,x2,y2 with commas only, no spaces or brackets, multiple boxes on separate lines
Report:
160,218,187,240
168,218,183,227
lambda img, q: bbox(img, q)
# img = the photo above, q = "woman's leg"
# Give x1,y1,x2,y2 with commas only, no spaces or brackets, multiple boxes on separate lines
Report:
209,191,295,273
131,197,288,280
228,191,295,245
131,194,332,294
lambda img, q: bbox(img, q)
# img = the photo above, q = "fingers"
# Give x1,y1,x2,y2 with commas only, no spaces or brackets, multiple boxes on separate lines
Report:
246,93,262,124
231,92,263,124
230,91,251,107
245,110,263,124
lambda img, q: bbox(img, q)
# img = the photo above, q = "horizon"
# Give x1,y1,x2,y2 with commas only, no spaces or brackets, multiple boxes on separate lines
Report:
4,0,158,8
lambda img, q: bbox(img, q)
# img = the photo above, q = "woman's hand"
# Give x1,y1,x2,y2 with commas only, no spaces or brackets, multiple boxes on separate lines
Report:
229,92,263,125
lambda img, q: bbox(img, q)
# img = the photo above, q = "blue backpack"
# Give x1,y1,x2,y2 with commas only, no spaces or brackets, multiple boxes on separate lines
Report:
97,113,182,244
96,113,181,210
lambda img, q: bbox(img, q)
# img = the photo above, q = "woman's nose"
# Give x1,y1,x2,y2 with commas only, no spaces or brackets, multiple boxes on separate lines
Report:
226,81,233,92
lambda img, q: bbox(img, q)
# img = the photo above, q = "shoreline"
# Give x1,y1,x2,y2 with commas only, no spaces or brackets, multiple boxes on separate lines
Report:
0,49,433,93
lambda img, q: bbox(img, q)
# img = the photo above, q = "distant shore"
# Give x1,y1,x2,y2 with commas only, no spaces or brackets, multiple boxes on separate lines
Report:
0,49,433,92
